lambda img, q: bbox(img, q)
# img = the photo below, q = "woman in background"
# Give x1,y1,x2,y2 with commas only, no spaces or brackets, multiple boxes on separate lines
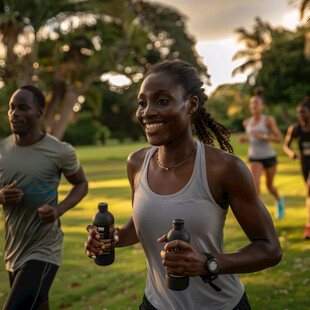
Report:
283,96,310,239
239,87,284,218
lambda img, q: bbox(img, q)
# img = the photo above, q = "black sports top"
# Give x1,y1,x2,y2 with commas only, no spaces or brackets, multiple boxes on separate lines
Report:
292,124,310,158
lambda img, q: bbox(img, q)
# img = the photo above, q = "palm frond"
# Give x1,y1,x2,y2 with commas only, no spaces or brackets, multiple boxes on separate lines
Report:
300,0,310,19
232,50,256,61
231,60,259,77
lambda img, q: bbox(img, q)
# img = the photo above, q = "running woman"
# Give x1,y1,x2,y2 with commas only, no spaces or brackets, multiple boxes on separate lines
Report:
86,60,282,310
239,87,284,218
283,96,310,239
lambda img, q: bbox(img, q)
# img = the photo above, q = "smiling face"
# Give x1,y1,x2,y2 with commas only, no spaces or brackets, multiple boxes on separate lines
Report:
136,72,192,146
249,95,265,116
8,89,42,136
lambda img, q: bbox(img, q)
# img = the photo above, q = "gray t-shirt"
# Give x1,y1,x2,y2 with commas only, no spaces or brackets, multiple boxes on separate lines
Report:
132,142,244,310
0,134,80,271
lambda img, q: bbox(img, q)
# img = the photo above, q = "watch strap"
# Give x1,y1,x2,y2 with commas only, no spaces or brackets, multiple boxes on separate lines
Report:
199,253,221,292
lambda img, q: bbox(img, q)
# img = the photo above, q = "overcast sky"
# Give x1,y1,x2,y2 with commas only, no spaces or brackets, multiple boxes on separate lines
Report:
149,0,300,93
153,0,299,40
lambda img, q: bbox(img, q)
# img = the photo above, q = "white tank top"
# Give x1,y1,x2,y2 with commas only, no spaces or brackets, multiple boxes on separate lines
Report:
132,141,244,310
246,115,276,159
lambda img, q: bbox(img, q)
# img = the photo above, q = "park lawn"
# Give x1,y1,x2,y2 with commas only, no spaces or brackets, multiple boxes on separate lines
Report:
0,136,309,309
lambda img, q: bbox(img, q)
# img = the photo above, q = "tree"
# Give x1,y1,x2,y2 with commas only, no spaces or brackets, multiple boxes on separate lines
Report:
0,0,149,139
136,1,209,80
0,0,209,141
297,0,310,60
207,83,250,131
0,0,83,86
232,17,273,83
255,28,310,124
299,0,310,21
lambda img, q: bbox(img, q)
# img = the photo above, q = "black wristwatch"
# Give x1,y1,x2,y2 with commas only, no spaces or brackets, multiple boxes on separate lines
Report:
200,253,221,292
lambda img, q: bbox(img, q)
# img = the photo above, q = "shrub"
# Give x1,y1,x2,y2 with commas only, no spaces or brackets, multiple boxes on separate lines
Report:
63,112,109,145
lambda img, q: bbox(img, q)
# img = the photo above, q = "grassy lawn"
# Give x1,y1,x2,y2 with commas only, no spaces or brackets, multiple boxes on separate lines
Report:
0,136,309,309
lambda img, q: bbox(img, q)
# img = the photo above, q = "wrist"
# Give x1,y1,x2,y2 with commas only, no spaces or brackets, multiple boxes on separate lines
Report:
199,253,221,292
55,205,63,217
262,134,268,140
200,253,208,275
199,253,219,279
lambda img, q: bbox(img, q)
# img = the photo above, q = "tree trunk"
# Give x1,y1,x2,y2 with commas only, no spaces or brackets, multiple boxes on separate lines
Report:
18,52,35,86
279,103,293,125
43,70,99,140
43,81,66,133
2,25,19,85
43,62,69,134
303,31,310,61
2,24,35,87
49,87,77,140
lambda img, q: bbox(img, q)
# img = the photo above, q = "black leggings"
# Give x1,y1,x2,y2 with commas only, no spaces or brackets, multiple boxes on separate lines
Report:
3,260,59,310
139,291,251,310
301,157,310,181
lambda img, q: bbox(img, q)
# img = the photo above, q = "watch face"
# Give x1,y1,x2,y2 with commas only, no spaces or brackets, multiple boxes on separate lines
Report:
209,260,218,273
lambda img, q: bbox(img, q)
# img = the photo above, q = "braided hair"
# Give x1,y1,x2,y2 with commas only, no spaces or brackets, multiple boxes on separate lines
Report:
144,60,234,153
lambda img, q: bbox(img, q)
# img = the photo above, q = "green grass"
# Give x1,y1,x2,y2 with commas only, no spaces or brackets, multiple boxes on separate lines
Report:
0,136,309,309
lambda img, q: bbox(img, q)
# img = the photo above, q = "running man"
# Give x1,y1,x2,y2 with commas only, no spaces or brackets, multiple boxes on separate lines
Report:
0,86,88,309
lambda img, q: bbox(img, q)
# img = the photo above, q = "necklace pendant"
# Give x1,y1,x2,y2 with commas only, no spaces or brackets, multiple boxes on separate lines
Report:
156,142,197,171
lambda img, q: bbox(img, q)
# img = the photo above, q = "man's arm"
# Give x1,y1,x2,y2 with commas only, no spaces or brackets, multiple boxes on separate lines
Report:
0,180,24,206
38,166,88,223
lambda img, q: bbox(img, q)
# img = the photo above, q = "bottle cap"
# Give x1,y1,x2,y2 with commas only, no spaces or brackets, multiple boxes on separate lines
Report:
172,219,184,229
98,202,108,212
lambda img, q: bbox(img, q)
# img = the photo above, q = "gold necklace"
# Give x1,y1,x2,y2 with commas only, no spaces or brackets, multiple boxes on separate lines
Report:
156,143,197,171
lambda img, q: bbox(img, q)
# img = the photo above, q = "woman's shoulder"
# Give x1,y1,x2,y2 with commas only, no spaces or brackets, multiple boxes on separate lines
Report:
128,146,153,160
289,123,299,130
243,117,251,127
127,146,153,170
203,144,251,193
264,115,277,124
290,123,302,136
203,144,244,170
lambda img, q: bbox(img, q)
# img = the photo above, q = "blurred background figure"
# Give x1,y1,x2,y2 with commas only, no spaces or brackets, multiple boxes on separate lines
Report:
238,87,284,218
283,96,310,239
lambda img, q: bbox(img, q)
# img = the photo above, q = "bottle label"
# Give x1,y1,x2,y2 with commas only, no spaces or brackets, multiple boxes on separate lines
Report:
167,271,187,279
171,247,183,253
94,224,114,255
167,247,187,279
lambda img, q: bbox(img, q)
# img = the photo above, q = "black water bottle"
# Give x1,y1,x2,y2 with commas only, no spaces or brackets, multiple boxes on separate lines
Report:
166,219,190,291
92,202,115,266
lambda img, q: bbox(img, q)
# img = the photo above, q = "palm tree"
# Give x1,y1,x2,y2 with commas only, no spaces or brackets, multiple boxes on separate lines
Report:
300,0,310,20
299,0,310,60
231,17,273,83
